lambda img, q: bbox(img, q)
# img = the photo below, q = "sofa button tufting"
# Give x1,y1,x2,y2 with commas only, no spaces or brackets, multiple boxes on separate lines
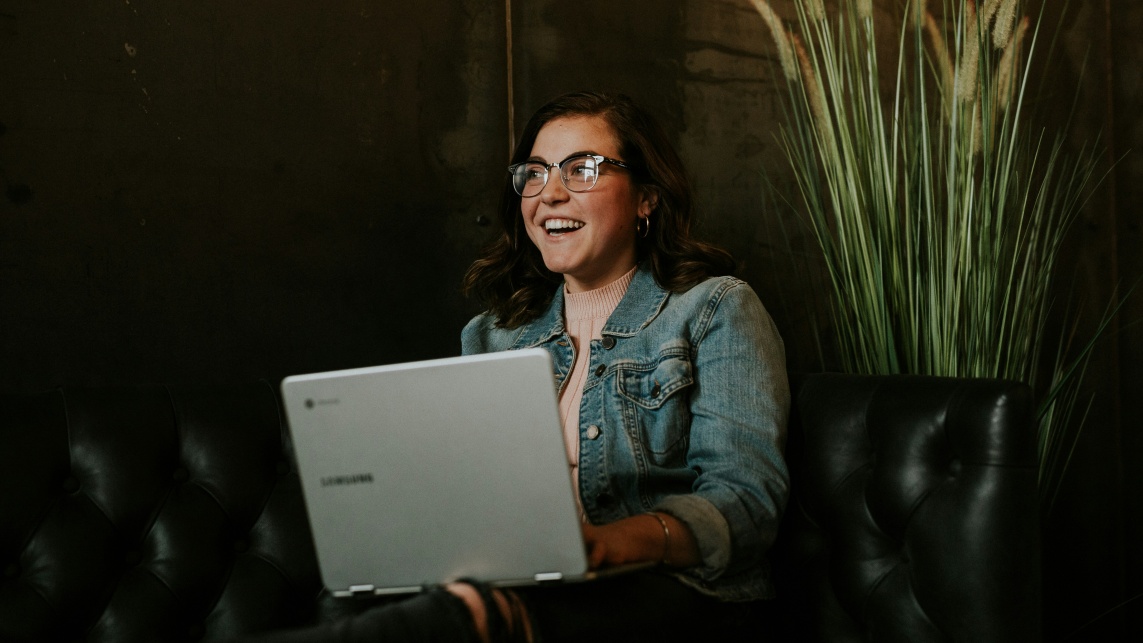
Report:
233,539,250,553
61,477,80,494
4,562,19,578
277,460,291,475
949,459,963,475
171,468,189,483
123,550,141,567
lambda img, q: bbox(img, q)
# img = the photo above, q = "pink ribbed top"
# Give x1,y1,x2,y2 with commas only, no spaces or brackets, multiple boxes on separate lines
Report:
559,266,636,515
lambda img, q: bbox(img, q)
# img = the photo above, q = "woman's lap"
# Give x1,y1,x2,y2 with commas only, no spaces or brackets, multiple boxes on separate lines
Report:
227,571,770,642
230,590,480,643
519,571,766,642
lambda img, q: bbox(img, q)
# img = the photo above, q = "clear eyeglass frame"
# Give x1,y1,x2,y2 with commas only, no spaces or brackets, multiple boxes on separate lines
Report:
508,153,631,198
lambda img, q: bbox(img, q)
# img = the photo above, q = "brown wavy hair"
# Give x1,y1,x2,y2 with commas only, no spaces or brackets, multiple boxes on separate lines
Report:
463,91,736,328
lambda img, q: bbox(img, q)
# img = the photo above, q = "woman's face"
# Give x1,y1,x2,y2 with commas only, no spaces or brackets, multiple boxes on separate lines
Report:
520,115,654,293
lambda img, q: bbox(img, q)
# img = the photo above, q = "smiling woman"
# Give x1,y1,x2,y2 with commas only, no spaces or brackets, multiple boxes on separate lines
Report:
456,91,790,641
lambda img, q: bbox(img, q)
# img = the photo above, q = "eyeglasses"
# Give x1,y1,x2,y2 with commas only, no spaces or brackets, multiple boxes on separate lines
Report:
508,153,631,198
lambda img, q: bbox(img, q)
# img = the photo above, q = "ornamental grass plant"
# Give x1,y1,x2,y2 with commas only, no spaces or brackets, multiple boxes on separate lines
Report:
749,0,1112,510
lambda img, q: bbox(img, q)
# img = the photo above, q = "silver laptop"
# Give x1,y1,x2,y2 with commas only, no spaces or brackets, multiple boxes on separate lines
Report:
281,348,643,597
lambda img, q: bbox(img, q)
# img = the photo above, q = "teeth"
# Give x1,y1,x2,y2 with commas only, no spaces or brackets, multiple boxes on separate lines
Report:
544,219,585,232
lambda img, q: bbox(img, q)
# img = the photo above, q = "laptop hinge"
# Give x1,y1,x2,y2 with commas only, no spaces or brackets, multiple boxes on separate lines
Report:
331,584,377,598
534,572,564,583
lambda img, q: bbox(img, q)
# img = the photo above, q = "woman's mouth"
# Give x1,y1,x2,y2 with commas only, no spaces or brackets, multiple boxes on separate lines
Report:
544,218,585,236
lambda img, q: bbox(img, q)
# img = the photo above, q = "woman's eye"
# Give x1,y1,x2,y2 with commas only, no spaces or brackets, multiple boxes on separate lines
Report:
568,161,596,179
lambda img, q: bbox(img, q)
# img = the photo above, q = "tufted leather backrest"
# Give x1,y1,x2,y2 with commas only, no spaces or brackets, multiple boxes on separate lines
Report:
2,376,1042,641
773,373,1042,642
0,383,328,642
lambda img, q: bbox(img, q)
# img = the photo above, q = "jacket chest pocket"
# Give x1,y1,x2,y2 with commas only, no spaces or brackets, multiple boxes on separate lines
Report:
617,354,694,460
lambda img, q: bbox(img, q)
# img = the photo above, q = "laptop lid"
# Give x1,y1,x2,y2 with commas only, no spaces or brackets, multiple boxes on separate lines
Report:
281,348,591,596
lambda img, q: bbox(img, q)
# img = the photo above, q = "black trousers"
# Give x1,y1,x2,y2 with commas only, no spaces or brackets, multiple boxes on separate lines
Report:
521,571,769,642
230,571,772,643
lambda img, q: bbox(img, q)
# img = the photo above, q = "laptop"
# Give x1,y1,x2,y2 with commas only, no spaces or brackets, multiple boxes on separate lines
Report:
281,348,648,597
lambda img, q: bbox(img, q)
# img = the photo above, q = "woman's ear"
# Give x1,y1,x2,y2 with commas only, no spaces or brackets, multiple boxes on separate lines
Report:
640,188,660,217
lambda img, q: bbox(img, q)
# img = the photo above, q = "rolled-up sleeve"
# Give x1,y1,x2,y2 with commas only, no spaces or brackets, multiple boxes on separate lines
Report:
655,281,790,581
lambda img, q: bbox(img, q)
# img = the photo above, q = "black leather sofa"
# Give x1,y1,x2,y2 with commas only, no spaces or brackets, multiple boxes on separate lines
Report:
1,374,1041,642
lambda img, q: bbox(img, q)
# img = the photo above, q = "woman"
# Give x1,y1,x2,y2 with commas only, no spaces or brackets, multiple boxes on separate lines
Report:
457,90,790,640
240,92,788,643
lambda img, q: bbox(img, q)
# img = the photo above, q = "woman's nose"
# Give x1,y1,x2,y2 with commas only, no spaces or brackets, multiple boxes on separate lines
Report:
539,171,570,203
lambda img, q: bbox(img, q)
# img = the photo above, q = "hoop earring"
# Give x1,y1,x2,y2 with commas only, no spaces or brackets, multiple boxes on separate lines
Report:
636,217,651,239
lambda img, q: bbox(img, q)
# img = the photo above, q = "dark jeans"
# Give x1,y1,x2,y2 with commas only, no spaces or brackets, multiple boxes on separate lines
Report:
521,570,770,642
230,571,773,643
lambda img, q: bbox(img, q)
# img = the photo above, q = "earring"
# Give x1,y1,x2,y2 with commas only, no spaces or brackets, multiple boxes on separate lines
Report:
636,217,651,238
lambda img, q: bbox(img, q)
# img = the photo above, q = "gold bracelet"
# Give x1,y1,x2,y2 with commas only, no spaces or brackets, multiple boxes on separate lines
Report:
646,512,671,566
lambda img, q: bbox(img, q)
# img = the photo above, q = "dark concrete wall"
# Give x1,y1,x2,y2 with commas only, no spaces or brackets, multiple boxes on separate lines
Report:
0,0,505,387
1,0,1140,638
1029,1,1143,638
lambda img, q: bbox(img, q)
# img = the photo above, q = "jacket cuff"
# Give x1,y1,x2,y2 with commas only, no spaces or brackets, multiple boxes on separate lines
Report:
655,494,731,579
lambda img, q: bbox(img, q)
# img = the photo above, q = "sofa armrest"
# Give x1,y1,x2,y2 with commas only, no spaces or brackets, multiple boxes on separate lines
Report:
773,373,1041,642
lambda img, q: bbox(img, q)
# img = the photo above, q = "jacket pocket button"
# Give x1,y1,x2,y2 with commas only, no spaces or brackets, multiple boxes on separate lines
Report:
601,336,616,349
594,364,606,377
586,425,601,440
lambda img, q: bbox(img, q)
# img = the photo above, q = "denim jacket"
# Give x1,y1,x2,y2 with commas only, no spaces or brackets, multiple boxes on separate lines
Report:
461,264,789,601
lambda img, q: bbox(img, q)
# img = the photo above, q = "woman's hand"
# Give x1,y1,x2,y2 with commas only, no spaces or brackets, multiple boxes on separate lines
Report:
581,513,701,569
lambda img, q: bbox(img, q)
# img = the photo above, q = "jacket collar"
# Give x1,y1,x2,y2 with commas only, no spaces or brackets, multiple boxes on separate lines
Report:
602,263,669,337
511,287,566,349
510,262,669,348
